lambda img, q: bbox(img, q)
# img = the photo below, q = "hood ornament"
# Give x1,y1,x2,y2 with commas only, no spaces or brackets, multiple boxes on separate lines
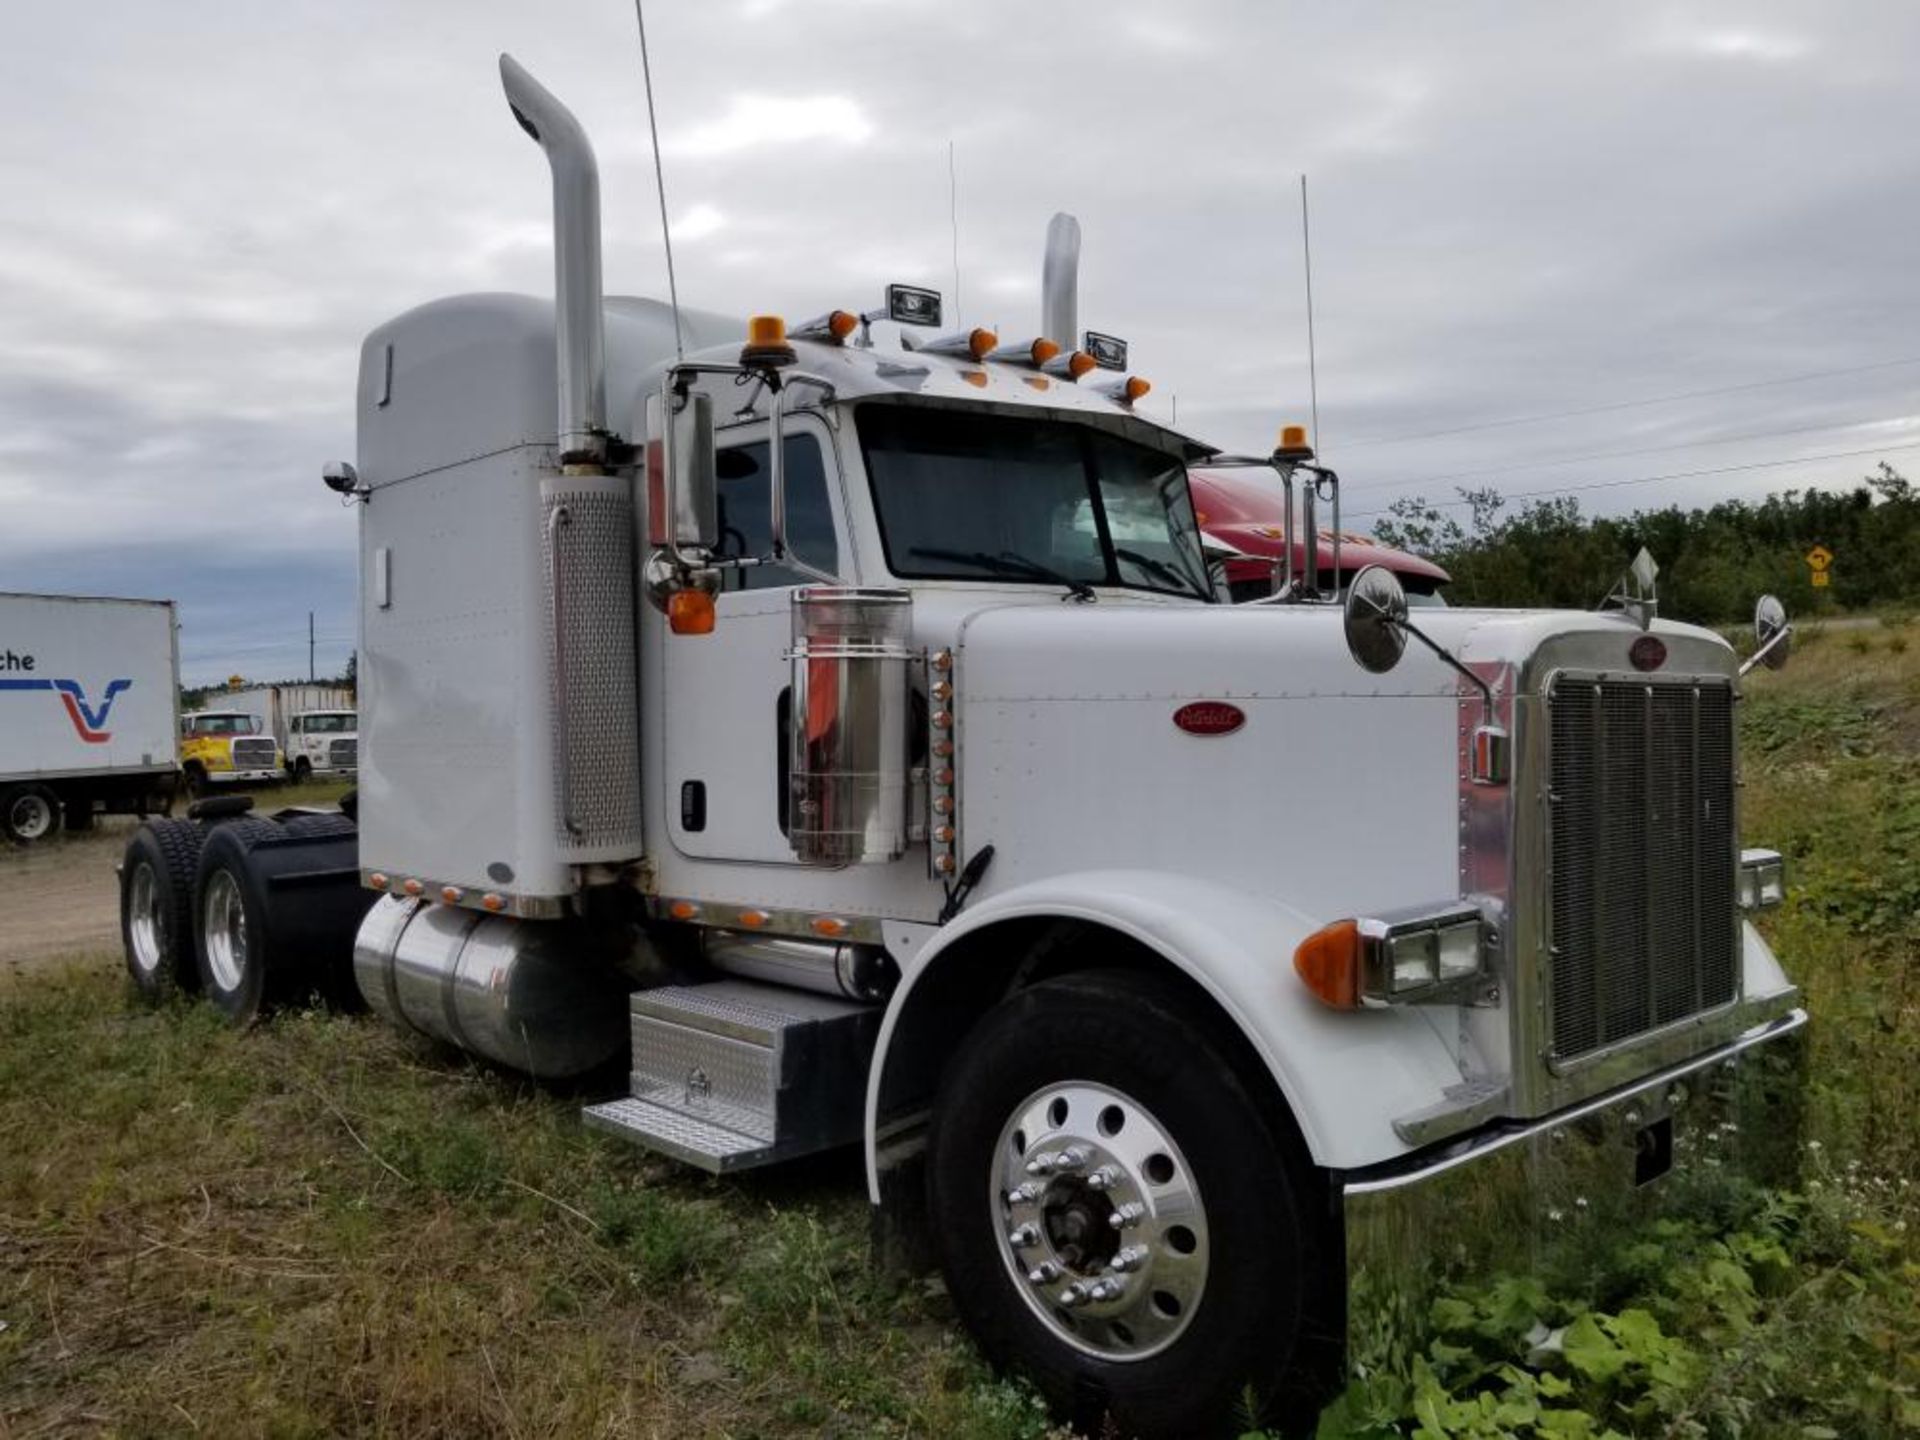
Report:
1602,547,1660,630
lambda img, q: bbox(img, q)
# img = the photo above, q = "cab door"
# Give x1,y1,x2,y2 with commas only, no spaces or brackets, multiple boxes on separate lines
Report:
660,415,848,862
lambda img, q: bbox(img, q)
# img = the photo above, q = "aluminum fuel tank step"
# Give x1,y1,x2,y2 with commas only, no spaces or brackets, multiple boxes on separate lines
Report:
582,979,882,1173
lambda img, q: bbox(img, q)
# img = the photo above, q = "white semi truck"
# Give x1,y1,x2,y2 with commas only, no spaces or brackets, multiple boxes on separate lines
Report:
116,57,1807,1436
1,591,179,843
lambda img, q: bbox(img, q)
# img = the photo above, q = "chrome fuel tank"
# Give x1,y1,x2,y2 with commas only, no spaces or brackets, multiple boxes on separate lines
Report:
352,895,629,1078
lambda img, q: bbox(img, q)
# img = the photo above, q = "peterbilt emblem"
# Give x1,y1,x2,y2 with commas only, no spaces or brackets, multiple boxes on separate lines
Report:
1629,635,1668,672
1173,701,1245,737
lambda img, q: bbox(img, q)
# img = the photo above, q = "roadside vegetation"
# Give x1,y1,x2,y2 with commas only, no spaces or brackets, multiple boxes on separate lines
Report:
2,631,1915,1438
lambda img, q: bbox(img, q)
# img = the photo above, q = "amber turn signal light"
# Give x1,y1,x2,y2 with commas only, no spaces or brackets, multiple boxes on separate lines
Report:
1293,918,1362,1009
668,588,716,635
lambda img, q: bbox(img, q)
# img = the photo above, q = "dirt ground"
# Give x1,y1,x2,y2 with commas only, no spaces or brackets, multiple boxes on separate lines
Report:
0,817,135,986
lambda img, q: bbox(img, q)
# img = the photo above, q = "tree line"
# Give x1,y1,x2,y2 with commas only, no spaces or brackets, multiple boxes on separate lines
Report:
1370,463,1920,623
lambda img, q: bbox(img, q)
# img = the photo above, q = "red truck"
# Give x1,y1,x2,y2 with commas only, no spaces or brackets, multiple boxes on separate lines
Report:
1190,466,1450,603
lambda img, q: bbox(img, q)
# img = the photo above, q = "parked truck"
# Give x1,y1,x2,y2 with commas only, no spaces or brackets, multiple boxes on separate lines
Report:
220,684,357,782
115,57,1808,1436
178,708,282,793
1,591,178,843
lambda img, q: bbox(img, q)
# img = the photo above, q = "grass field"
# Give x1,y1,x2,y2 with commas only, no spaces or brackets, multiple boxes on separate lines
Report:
2,634,1917,1438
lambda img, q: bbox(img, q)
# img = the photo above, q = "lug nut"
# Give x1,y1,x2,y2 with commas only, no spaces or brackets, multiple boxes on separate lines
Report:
1109,1201,1147,1230
1086,1165,1120,1192
1008,1181,1043,1204
1007,1223,1039,1248
1056,1145,1090,1172
1108,1244,1148,1273
1025,1152,1057,1176
1057,1282,1090,1309
1027,1260,1061,1284
1085,1277,1126,1303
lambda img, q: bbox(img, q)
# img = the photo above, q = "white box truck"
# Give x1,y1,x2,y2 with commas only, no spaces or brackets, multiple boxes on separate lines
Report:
1,591,179,843
221,684,357,781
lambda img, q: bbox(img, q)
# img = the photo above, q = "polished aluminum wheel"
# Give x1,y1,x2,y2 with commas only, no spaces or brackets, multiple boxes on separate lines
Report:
992,1080,1209,1360
127,861,164,977
202,870,249,993
8,791,54,842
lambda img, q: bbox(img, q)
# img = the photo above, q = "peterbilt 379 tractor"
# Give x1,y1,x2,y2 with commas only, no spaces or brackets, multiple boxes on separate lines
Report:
116,56,1806,1437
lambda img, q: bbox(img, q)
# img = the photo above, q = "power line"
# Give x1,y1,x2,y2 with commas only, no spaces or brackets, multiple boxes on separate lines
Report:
1345,439,1920,521
1342,354,1920,449
1344,411,1920,495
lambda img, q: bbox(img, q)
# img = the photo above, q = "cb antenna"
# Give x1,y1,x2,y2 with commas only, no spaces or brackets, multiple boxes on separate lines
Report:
948,140,962,325
1300,173,1320,451
634,0,685,361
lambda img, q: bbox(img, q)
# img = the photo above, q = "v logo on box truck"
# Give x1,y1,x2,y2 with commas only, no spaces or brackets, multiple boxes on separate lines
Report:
0,677,133,743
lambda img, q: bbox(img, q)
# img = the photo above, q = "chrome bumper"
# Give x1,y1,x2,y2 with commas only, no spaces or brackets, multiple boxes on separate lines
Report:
1340,1007,1808,1374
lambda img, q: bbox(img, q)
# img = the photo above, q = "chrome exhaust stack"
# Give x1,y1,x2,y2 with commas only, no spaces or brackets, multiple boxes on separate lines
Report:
500,54,609,467
1041,212,1081,354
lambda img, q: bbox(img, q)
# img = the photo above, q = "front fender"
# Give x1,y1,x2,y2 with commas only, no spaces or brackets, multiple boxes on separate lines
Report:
864,868,1473,1200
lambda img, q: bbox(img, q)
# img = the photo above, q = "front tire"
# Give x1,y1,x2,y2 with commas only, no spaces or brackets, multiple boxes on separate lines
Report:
927,970,1332,1439
290,758,311,785
2,783,61,844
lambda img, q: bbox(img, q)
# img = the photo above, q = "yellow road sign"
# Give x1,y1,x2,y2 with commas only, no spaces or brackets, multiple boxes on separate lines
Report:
1812,570,1830,588
1805,544,1834,571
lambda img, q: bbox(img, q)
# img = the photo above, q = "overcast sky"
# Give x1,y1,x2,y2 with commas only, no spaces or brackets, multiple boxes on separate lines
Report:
4,2,1918,683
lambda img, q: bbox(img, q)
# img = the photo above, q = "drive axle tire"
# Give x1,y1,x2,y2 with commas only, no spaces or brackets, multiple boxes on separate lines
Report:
192,820,291,1026
2,783,60,845
120,819,206,1002
927,970,1333,1439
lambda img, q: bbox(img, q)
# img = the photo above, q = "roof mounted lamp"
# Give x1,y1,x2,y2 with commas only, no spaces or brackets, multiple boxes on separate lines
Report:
1344,564,1509,784
858,284,942,346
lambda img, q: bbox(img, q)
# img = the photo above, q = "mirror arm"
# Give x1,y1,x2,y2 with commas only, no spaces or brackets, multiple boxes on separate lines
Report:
764,370,841,586
1401,617,1496,721
1739,622,1793,677
658,373,695,575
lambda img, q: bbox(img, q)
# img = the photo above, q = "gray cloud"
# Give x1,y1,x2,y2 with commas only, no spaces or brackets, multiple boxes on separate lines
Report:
4,1,1917,679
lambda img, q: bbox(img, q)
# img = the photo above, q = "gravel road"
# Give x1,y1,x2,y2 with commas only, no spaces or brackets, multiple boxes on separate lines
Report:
0,818,133,986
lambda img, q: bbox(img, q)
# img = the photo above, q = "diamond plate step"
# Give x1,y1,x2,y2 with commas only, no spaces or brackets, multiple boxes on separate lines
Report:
584,978,882,1173
582,1096,773,1173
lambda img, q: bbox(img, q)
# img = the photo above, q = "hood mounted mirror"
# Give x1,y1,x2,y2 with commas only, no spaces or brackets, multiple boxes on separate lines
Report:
1342,564,1509,784
1740,594,1792,676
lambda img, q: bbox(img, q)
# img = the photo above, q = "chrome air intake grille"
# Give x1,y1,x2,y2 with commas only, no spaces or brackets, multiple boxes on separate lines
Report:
329,738,357,767
1545,674,1738,1063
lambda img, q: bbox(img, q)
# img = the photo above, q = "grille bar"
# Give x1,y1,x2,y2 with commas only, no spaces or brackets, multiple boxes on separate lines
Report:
1546,674,1737,1062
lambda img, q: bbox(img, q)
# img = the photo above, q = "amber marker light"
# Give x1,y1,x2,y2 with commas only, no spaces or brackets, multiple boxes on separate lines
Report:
1294,918,1362,1009
1273,423,1315,463
668,900,701,921
668,588,717,635
481,893,506,913
402,878,424,897
1125,376,1152,403
1041,349,1099,380
741,314,797,368
368,872,389,891
440,886,464,904
739,909,770,929
811,916,850,939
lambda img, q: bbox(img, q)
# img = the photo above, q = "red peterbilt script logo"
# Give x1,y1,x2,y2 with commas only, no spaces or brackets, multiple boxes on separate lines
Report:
1172,701,1245,736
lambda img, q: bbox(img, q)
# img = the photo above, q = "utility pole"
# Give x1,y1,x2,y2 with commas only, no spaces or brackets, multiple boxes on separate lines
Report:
308,612,316,682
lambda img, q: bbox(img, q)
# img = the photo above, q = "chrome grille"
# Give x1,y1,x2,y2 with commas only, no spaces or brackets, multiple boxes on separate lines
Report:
329,738,358,767
232,738,277,769
1546,674,1737,1062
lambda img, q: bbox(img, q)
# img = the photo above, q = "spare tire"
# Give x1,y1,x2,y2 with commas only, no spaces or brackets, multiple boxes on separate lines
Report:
121,819,207,1002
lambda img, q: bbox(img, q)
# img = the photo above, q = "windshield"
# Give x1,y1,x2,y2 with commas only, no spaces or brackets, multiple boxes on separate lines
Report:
859,405,1211,600
189,714,257,735
303,713,355,733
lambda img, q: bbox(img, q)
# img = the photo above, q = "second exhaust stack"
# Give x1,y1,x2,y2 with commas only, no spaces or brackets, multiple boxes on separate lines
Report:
1042,212,1080,354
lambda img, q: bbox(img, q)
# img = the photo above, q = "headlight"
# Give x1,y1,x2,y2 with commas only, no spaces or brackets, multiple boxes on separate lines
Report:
1297,902,1498,1009
1739,849,1785,911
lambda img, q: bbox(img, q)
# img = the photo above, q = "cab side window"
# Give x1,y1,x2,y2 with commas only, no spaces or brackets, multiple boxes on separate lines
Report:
713,435,838,591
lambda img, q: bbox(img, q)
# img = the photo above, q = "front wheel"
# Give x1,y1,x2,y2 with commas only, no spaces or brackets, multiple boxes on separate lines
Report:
290,758,311,785
927,970,1335,1439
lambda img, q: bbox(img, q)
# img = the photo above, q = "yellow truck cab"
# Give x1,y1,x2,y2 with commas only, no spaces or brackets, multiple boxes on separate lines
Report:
179,710,281,795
